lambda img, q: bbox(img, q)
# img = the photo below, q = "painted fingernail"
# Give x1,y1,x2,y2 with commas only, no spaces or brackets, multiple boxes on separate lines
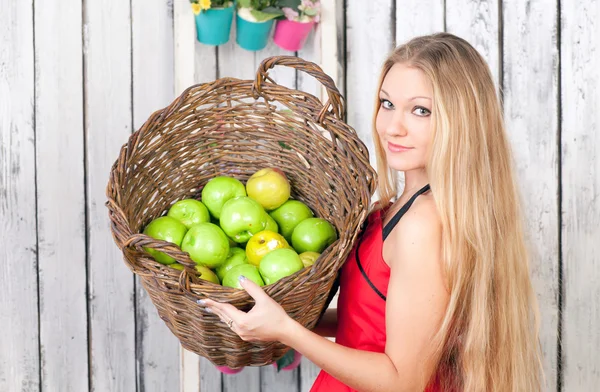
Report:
203,307,213,313
197,299,206,305
238,275,247,282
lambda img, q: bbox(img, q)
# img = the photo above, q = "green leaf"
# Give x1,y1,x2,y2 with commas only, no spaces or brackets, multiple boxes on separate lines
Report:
275,350,296,372
238,0,251,8
277,0,301,9
262,6,282,13
250,9,283,22
304,8,318,16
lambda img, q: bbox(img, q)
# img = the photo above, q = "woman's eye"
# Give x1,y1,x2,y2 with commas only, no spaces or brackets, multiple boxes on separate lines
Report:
380,99,394,109
412,106,431,117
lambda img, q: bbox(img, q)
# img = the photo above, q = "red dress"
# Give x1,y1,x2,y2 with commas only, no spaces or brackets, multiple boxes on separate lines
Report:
310,185,441,392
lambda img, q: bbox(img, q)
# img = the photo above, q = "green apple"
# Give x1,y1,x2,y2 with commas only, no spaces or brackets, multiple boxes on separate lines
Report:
201,176,246,219
167,199,210,228
143,216,188,265
299,251,320,268
170,263,221,285
170,263,185,270
219,196,268,243
258,248,304,285
181,222,230,268
215,247,248,281
264,212,279,233
196,265,221,285
222,264,265,288
291,218,338,253
269,200,314,242
246,168,291,210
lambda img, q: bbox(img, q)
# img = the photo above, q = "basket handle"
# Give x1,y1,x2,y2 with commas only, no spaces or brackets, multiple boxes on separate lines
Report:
253,56,345,123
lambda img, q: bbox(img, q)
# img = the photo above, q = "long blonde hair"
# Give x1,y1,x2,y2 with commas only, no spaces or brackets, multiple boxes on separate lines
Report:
372,33,543,391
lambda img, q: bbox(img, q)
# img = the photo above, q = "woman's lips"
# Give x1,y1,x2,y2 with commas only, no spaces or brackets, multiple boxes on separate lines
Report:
388,142,413,153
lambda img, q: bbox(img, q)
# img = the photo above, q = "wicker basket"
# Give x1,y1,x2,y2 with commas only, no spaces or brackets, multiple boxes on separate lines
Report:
106,56,377,368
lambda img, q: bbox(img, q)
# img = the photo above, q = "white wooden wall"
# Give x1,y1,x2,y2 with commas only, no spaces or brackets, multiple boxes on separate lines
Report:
1,0,598,391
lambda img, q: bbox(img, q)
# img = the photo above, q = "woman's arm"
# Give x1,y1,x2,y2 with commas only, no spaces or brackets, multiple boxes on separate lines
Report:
199,200,448,392
312,308,338,338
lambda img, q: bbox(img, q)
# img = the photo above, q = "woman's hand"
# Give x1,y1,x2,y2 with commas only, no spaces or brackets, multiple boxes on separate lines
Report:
197,276,293,343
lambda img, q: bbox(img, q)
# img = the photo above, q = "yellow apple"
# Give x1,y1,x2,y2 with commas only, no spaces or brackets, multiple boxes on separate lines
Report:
246,168,291,210
245,230,290,266
299,251,320,268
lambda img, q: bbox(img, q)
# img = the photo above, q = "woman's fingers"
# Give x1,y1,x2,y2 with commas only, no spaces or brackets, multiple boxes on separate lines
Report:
198,298,247,330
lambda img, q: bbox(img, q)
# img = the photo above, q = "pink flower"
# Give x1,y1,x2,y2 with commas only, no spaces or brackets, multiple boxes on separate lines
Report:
282,7,299,21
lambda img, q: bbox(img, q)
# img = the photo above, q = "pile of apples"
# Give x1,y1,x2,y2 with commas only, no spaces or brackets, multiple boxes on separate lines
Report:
142,168,338,288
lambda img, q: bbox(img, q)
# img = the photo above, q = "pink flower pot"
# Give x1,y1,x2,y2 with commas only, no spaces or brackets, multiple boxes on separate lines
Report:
215,365,244,375
273,19,315,51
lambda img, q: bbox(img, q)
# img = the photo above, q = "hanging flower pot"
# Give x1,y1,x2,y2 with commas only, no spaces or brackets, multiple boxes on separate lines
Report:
273,19,315,51
191,0,235,46
274,0,320,51
235,0,283,51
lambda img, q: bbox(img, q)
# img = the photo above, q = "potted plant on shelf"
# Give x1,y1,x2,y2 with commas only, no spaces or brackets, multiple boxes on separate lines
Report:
273,0,320,51
236,0,283,51
190,0,235,46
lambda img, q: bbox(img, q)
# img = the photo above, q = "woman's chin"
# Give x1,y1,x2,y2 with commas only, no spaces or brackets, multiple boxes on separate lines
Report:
385,158,413,172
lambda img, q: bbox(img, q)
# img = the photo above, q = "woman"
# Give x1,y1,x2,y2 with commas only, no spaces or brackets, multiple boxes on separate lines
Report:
198,32,544,391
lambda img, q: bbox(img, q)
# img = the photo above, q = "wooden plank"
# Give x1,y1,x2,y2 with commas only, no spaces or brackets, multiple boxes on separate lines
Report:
395,0,444,45
345,0,395,169
131,1,180,391
300,355,321,392
34,0,88,391
315,0,335,103
83,0,136,390
223,367,260,392
0,1,39,391
174,0,197,95
502,1,559,390
195,43,218,84
217,18,254,80
190,10,223,392
198,357,222,392
261,363,299,392
561,0,600,390
173,3,206,392
446,0,500,88
297,25,321,100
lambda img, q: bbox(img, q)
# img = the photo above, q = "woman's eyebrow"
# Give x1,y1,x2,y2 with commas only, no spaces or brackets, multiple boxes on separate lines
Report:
379,89,431,101
410,96,432,101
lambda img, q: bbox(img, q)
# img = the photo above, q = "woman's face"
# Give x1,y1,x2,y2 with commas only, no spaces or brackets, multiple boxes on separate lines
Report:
376,63,434,172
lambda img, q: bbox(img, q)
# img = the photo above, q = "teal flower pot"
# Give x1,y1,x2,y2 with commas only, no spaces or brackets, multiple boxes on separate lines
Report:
235,14,274,51
195,5,235,46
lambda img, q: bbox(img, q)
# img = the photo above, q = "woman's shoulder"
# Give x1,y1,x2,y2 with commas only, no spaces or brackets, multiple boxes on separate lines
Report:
399,193,440,229
387,194,442,258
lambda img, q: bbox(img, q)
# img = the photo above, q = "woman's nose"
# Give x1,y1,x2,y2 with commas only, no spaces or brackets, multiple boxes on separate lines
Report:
386,112,408,137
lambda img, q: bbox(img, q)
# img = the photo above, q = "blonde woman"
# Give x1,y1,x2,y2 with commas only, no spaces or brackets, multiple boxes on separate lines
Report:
198,33,543,391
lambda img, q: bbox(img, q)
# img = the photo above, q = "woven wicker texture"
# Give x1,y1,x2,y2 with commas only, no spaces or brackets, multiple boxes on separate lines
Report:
106,56,377,367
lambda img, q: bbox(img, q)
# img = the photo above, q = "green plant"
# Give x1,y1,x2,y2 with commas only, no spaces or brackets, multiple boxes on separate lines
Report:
237,0,284,22
279,0,320,22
